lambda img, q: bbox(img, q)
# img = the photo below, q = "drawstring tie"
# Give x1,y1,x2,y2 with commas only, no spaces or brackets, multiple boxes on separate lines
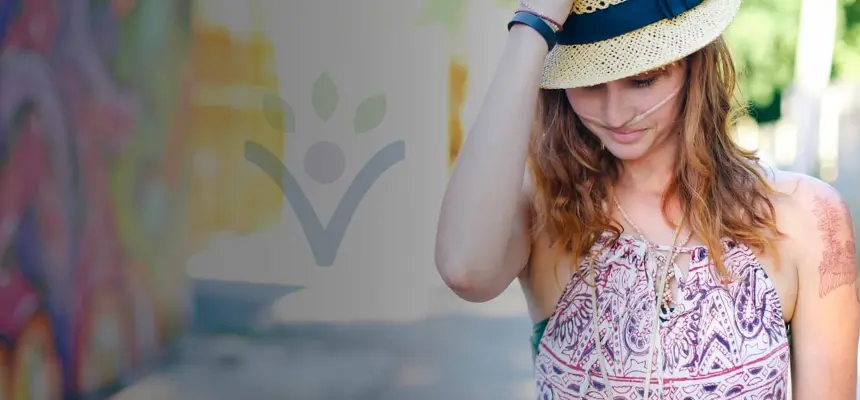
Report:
587,196,692,398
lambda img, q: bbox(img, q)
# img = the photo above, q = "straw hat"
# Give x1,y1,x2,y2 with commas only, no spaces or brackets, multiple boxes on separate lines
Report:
521,0,742,89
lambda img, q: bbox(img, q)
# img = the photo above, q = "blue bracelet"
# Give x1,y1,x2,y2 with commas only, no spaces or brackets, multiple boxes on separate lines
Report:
507,11,557,51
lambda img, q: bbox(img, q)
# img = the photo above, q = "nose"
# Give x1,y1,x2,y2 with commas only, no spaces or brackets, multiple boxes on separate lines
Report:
601,86,634,130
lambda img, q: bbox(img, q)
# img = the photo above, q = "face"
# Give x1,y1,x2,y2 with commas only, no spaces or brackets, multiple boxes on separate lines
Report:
565,62,687,161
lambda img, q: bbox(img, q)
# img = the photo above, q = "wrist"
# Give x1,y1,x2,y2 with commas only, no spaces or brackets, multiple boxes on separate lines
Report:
545,10,571,28
517,3,569,30
508,10,559,51
508,24,553,54
516,8,563,33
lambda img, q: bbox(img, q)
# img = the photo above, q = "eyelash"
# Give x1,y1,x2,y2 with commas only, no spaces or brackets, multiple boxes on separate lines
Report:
580,75,661,91
632,77,659,88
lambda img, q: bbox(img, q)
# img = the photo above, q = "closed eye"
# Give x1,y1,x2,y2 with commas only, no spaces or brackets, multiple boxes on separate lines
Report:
631,76,659,88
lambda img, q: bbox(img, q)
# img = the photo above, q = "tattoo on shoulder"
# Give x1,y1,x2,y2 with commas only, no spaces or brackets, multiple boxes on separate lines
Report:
812,196,859,301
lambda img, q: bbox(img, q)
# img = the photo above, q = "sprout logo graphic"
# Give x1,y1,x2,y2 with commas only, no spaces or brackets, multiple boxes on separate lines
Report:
245,72,405,267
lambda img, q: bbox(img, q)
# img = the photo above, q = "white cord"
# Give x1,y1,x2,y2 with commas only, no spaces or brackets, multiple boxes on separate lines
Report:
590,269,613,397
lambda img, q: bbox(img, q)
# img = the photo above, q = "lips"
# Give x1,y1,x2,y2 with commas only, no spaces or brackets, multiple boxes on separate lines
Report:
610,128,643,135
608,128,647,144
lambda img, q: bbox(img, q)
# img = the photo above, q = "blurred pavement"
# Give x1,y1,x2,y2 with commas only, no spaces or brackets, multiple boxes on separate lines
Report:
112,282,536,400
111,273,860,400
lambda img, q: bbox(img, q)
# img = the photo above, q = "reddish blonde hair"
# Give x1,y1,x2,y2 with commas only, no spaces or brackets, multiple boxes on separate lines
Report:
527,37,782,276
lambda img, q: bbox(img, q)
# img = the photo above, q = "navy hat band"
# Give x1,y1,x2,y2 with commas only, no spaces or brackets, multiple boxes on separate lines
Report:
557,0,705,45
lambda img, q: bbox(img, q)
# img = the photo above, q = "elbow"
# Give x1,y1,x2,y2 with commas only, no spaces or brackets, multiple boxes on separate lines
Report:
434,244,501,303
438,268,500,303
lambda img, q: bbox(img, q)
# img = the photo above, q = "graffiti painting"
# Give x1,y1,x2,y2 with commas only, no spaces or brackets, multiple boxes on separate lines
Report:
0,0,193,398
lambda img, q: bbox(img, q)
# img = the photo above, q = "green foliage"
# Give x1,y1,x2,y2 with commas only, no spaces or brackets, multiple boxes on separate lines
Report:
724,0,802,113
725,0,860,121
834,0,860,81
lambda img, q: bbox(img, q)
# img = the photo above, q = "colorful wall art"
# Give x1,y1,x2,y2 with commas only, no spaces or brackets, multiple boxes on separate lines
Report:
184,0,285,254
0,0,193,398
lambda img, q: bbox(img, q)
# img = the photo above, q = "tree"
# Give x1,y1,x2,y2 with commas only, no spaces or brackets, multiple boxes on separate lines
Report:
726,0,860,123
724,0,801,122
834,0,860,81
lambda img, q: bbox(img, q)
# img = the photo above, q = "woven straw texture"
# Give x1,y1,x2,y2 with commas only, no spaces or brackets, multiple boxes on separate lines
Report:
571,0,630,14
521,0,742,89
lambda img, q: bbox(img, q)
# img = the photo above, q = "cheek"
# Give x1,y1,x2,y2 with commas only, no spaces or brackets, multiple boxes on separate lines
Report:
567,89,670,120
650,99,682,130
565,90,601,117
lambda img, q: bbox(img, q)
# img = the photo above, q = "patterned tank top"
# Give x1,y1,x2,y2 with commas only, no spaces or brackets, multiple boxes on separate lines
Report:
534,232,791,399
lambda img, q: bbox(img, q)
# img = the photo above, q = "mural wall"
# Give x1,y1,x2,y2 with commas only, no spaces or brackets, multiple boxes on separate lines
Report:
185,0,285,254
0,0,193,398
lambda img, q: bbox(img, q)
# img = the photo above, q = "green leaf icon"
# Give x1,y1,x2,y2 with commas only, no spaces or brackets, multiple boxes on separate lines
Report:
354,94,386,133
312,73,338,122
262,94,295,133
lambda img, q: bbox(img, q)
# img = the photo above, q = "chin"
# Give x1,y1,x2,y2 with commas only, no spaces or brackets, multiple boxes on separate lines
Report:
605,142,651,161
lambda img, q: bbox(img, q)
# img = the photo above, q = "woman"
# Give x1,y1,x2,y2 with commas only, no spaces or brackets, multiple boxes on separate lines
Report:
434,0,860,398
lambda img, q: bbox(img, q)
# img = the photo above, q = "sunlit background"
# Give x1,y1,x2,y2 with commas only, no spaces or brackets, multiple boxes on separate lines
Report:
0,0,858,399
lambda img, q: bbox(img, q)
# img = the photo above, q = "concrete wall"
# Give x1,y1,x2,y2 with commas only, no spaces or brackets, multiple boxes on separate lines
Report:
0,0,193,398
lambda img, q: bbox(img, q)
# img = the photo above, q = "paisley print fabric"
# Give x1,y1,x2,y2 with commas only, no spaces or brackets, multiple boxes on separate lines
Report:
534,232,790,399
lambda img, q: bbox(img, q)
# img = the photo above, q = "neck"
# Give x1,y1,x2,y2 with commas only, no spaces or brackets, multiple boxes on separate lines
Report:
615,136,679,197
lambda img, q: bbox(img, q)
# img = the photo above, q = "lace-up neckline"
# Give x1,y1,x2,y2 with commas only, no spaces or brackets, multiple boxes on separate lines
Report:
533,230,791,399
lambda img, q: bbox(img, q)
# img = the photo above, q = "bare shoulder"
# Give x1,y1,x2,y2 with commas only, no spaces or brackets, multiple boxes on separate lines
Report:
766,167,858,298
765,170,860,397
764,167,836,202
765,168,851,229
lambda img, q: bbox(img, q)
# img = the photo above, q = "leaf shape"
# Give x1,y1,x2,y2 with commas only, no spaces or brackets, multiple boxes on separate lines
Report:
262,94,295,133
354,94,386,133
312,73,338,122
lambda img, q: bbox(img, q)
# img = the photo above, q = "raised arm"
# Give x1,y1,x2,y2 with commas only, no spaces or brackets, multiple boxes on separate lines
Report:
790,177,859,399
434,3,571,303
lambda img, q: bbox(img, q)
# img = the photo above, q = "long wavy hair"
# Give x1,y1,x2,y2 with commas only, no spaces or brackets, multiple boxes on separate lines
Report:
527,37,783,277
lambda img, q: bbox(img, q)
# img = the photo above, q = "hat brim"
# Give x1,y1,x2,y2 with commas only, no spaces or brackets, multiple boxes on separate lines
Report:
538,0,742,89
